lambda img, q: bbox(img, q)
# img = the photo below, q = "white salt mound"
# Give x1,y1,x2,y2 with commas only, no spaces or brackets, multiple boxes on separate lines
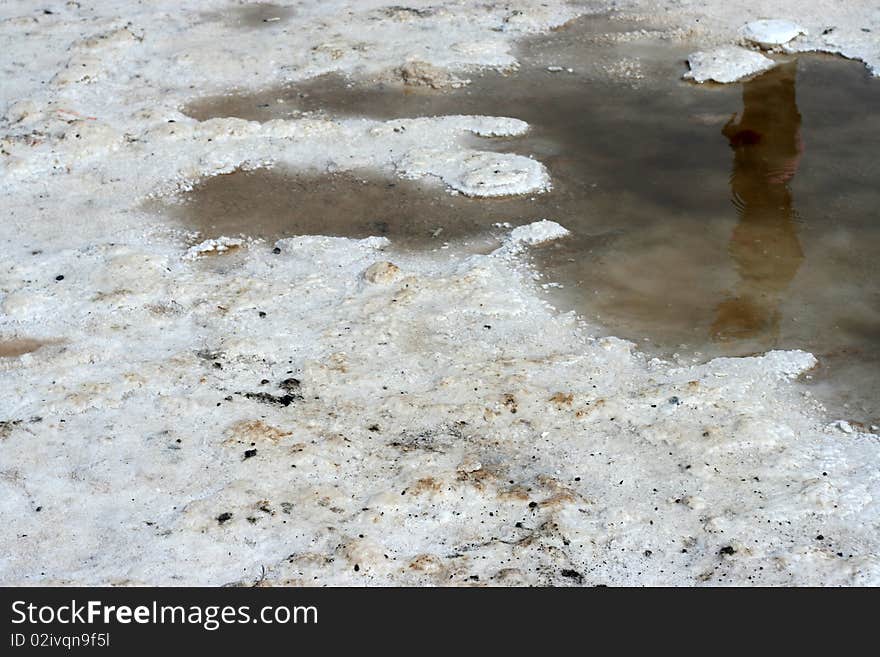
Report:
740,19,807,48
401,148,551,197
182,236,243,260
683,46,776,83
362,261,401,284
507,219,570,245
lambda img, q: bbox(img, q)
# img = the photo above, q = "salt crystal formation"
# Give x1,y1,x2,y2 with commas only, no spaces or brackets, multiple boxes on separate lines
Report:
740,19,808,49
507,220,570,246
683,46,777,83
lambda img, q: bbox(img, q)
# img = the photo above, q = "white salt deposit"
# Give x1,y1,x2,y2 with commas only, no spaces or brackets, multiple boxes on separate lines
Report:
400,147,551,197
507,220,570,246
740,19,808,48
683,46,777,83
620,0,880,79
183,236,245,260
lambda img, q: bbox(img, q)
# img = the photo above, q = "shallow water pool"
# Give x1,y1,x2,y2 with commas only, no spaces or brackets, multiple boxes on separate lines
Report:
165,15,880,425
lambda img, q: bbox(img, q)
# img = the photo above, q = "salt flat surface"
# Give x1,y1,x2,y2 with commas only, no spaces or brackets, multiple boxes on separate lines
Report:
0,1,878,585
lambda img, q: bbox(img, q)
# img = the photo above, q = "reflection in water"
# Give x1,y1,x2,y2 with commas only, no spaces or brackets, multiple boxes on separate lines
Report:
712,63,805,344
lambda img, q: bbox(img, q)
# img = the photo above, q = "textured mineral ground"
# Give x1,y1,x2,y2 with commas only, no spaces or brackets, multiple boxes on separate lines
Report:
1,1,878,585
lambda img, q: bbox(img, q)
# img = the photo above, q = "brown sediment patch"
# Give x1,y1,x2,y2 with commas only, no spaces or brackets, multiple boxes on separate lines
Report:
497,486,531,502
408,554,444,573
549,392,574,406
0,338,51,358
408,477,444,495
456,466,496,490
224,419,292,446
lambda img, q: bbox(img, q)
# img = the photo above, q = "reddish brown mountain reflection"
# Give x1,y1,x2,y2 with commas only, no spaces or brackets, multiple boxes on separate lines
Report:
712,63,805,343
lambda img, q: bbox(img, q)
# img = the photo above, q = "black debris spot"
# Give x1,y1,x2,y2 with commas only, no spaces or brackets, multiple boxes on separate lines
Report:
354,564,360,572
260,379,269,385
719,545,736,556
0,419,23,437
279,378,301,392
241,391,301,406
216,512,233,525
258,311,267,318
55,275,64,281
367,424,380,432
560,569,584,583
643,549,652,557
816,534,824,541
244,448,258,459
272,246,281,254
528,501,538,509
668,396,680,405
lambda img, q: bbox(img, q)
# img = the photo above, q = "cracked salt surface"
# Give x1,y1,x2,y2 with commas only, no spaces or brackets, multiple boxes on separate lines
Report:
1,2,879,585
